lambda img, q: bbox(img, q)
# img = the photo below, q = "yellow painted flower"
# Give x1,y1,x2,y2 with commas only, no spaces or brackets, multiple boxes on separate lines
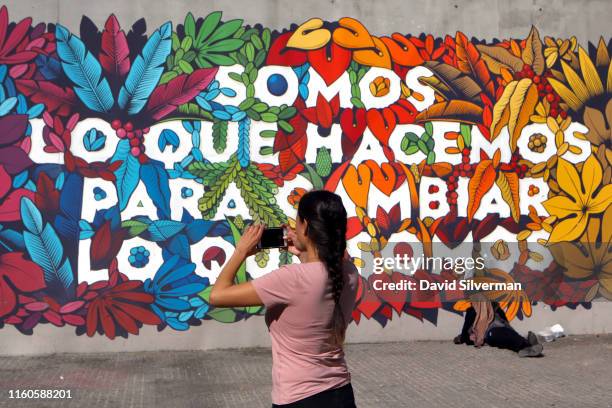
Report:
549,204,612,299
543,155,612,242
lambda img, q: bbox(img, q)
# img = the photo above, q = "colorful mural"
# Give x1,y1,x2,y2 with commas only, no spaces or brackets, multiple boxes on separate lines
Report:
0,7,610,339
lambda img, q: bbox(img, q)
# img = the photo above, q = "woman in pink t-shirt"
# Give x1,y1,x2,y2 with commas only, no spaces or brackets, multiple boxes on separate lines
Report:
209,190,359,407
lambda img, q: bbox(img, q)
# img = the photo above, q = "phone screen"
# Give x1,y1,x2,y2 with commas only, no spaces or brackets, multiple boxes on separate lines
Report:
258,227,286,249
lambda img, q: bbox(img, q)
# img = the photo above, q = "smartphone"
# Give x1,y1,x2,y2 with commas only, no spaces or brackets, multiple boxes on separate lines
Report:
257,227,287,249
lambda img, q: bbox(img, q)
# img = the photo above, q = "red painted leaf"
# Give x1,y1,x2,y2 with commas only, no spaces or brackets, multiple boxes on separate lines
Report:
112,301,160,325
99,302,116,339
146,68,218,120
0,188,34,221
266,32,307,66
340,108,367,144
34,172,60,216
99,14,130,78
16,80,78,117
90,222,126,270
0,252,46,318
307,42,351,86
86,300,100,337
109,304,139,334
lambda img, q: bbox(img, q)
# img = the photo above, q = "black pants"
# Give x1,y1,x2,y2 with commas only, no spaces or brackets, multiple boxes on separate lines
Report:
272,382,356,408
485,326,530,352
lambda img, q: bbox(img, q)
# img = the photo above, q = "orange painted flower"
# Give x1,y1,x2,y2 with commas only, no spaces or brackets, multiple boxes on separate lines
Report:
369,76,391,97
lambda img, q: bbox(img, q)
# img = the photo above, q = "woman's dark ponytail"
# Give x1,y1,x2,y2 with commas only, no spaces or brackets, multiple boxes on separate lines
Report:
297,190,348,346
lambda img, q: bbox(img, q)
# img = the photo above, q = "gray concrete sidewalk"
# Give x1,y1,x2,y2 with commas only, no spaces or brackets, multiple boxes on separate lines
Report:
0,335,610,408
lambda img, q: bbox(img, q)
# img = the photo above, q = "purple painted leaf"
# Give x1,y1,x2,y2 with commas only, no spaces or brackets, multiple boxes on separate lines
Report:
0,114,28,147
0,164,9,200
21,312,42,331
0,146,33,174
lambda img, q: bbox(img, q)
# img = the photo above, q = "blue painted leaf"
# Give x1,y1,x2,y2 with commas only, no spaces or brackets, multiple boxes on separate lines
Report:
0,227,25,251
0,97,17,116
20,196,43,233
111,139,140,210
194,303,209,319
20,197,74,294
158,262,196,288
140,160,171,219
158,129,179,153
178,310,194,322
143,220,185,242
162,283,206,297
118,22,172,114
55,171,65,190
156,296,191,311
166,234,191,260
12,170,28,188
79,220,94,240
237,117,250,167
182,121,194,133
55,24,114,113
189,296,205,307
166,317,190,330
27,104,45,119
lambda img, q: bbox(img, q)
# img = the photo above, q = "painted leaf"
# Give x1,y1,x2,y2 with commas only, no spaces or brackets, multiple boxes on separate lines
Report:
490,80,519,138
158,129,180,152
415,100,483,124
90,223,126,271
146,68,217,120
143,220,185,241
496,171,520,223
467,160,496,222
140,160,171,219
0,114,28,147
455,32,495,98
15,80,77,117
489,79,538,150
111,139,141,210
475,44,524,74
118,22,172,114
99,14,130,78
20,197,74,296
0,188,35,221
0,252,46,318
522,26,545,75
420,61,483,103
507,81,538,150
55,24,114,113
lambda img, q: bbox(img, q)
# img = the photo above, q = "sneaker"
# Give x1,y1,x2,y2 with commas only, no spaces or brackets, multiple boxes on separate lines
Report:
518,343,543,357
527,331,539,346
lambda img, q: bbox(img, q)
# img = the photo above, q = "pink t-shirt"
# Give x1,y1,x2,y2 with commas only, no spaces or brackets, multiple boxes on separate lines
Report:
251,259,359,405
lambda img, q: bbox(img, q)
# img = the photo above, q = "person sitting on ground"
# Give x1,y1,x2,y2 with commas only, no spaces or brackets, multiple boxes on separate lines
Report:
453,293,543,357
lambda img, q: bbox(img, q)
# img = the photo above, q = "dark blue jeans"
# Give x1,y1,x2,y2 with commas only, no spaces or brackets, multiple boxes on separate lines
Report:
272,382,356,408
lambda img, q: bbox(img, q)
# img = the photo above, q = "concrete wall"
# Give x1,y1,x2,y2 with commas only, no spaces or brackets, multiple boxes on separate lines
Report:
2,304,612,356
2,0,612,43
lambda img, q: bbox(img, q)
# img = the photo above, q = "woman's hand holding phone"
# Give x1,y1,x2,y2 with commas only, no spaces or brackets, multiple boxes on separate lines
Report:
236,223,265,257
282,224,307,262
